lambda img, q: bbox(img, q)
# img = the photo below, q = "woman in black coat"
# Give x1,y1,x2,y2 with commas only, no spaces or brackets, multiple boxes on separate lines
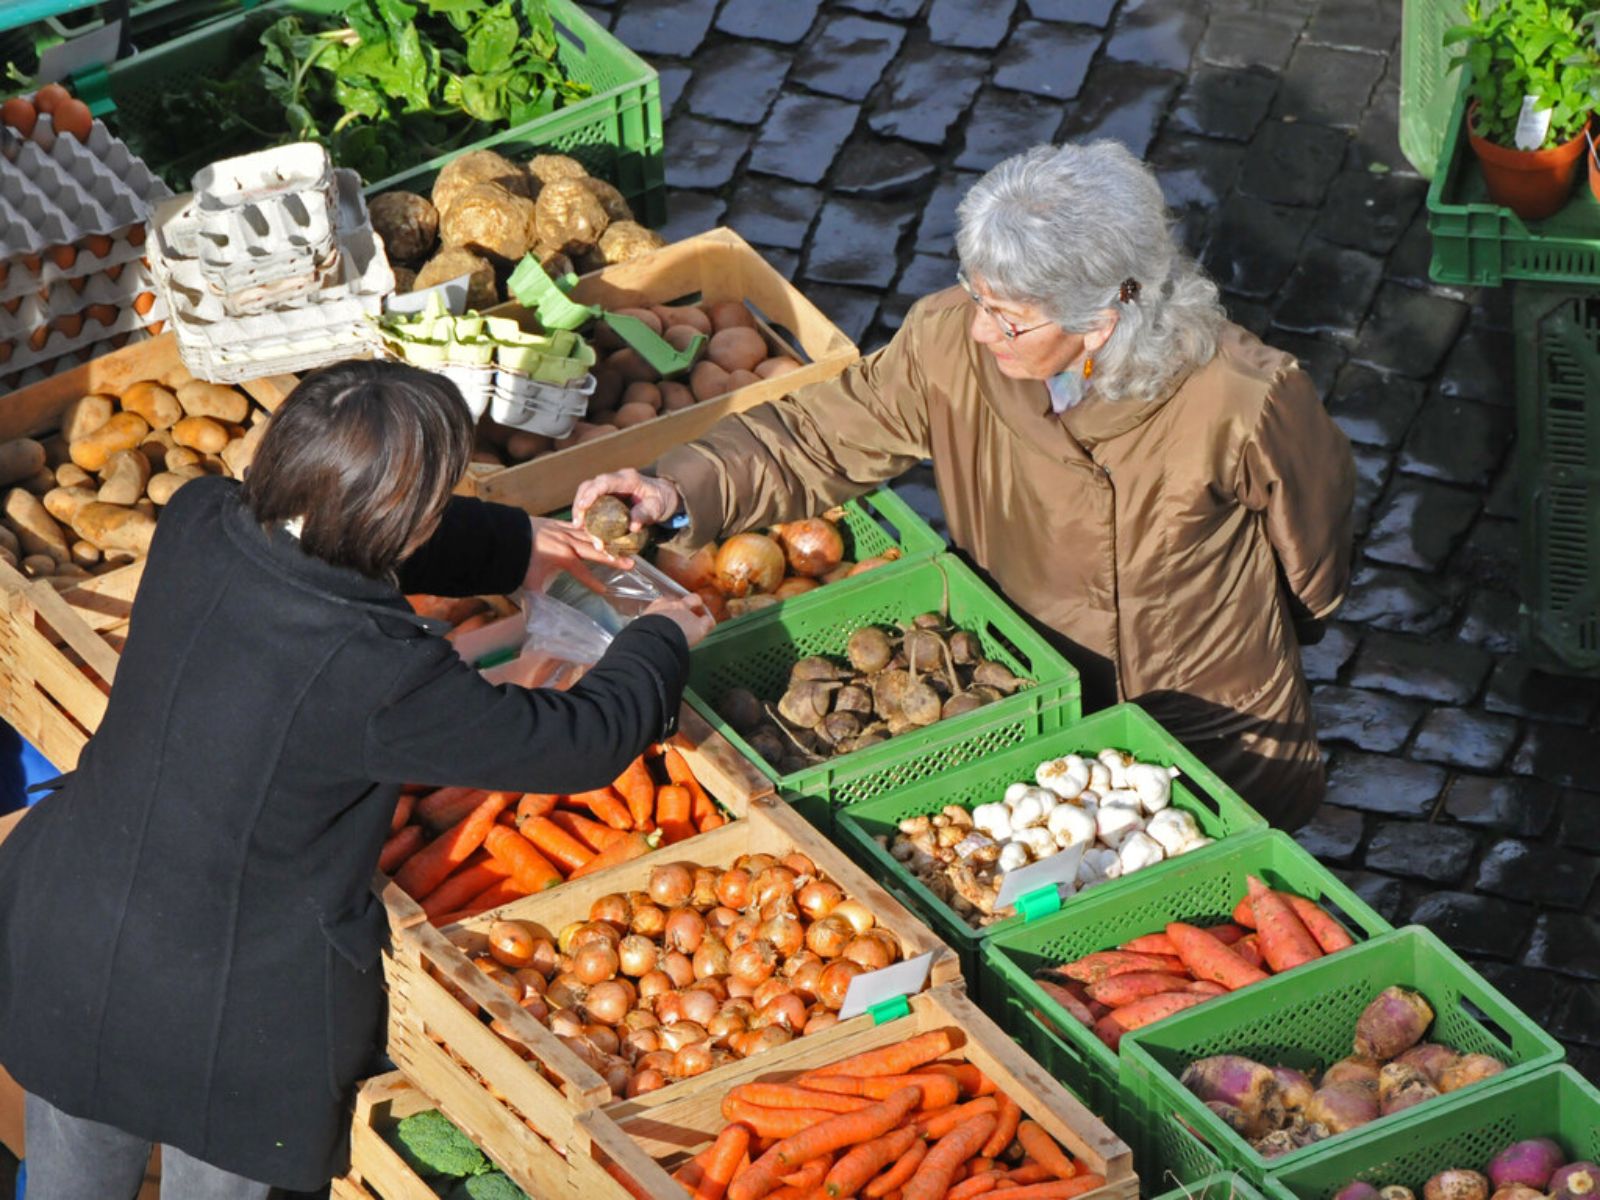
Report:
0,361,712,1198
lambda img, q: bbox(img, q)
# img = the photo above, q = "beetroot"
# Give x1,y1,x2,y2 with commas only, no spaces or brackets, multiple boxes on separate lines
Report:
1395,1042,1461,1085
1437,1053,1507,1094
1304,1081,1380,1134
1335,1184,1382,1200
1272,1065,1316,1113
1353,986,1435,1060
1487,1138,1567,1191
1550,1162,1599,1200
1424,1171,1489,1200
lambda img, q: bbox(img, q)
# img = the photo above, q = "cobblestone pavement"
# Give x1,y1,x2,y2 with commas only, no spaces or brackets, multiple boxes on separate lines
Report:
585,0,1600,1081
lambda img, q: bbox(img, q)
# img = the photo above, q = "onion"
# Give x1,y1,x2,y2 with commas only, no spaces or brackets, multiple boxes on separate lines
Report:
571,921,621,950
753,992,807,1032
797,880,844,921
692,867,723,910
549,1009,585,1039
638,970,673,1002
726,975,755,1000
805,1009,840,1036
515,968,548,998
777,519,844,579
527,937,559,977
574,941,620,986
656,543,718,593
622,1026,660,1059
665,907,707,955
662,950,695,989
584,1024,621,1054
680,987,718,1027
746,1026,794,1056
759,890,800,924
774,578,820,598
725,917,759,951
717,868,752,909
843,934,893,972
740,853,777,873
806,915,852,960
622,1008,659,1032
630,903,667,939
706,905,742,935
752,977,794,1010
636,1049,675,1075
788,957,825,1003
487,921,537,969
714,533,786,597
618,934,659,978
730,940,778,987
603,1059,631,1097
758,913,805,959
589,893,632,931
520,995,549,1021
782,852,818,877
673,1040,714,1078
818,960,864,1010
695,976,730,1003
627,1068,667,1097
557,922,583,956
649,864,694,908
655,991,686,1025
693,935,731,980
783,949,823,979
708,1008,748,1044
752,866,798,910
475,961,523,1002
659,1021,708,1053
547,972,588,1010
832,899,876,936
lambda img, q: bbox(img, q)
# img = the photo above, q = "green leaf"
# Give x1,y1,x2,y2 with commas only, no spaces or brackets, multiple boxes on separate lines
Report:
465,2,519,73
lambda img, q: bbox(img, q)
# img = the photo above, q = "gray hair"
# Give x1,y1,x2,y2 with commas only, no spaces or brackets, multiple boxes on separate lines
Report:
956,141,1227,406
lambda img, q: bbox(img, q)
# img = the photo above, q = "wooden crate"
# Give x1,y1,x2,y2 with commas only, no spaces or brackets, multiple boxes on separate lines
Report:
467,228,860,514
579,982,1138,1200
338,1072,455,1200
383,796,962,1199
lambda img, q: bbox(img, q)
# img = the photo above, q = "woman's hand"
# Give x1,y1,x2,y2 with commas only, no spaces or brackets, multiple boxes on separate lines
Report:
572,469,682,533
523,516,629,595
644,593,716,648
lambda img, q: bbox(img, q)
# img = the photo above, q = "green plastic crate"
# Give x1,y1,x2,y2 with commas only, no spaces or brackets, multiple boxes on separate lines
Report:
1512,284,1600,676
1120,926,1568,1188
1149,1172,1267,1200
685,552,1082,830
1258,1066,1600,1200
829,703,1265,989
981,830,1392,1128
98,0,664,223
1399,0,1465,180
1427,72,1600,286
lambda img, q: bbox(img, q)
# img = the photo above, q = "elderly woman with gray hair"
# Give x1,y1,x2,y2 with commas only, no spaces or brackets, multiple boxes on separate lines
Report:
574,140,1355,830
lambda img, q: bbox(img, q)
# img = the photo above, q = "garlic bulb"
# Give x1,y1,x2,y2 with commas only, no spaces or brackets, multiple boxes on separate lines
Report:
1098,748,1132,789
1077,847,1121,887
1009,825,1055,858
1117,830,1166,874
972,802,1012,842
1095,804,1143,849
1035,754,1089,800
1126,762,1179,814
1047,803,1097,850
1099,788,1143,812
1146,807,1202,856
1003,781,1031,805
1009,790,1049,830
997,841,1030,873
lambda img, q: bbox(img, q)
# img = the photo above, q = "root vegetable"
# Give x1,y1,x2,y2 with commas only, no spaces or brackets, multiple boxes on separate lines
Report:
1352,986,1434,1060
1436,1053,1505,1093
690,361,732,402
70,411,149,471
4,488,71,562
97,450,150,506
1424,1172,1490,1200
707,327,768,374
1180,1055,1280,1122
1271,1066,1315,1113
432,149,531,218
119,382,183,430
1382,1189,1418,1200
369,191,440,263
776,517,844,578
714,533,785,597
535,178,608,253
598,220,665,264
1489,1140,1568,1191
1550,1163,1599,1200
171,416,228,455
0,438,46,487
1335,1185,1382,1200
1394,1043,1460,1086
1321,1056,1381,1091
1494,1187,1550,1200
1304,1082,1379,1134
61,394,115,443
175,380,249,424
415,246,499,310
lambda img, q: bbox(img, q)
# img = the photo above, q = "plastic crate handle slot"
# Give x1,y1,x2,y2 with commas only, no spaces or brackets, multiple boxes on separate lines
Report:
978,617,1036,678
1456,994,1517,1058
553,16,584,55
1175,777,1223,824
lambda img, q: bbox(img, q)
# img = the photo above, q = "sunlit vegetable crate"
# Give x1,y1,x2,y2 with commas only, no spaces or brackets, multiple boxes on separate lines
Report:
1119,926,1567,1189
334,1072,479,1200
829,703,1264,989
98,0,665,223
684,551,1083,831
980,829,1391,1129
380,795,962,1200
1257,1065,1600,1200
1148,1171,1267,1200
574,982,1139,1200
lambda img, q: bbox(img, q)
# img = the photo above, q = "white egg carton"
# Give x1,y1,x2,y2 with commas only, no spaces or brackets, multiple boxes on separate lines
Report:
0,112,170,303
0,259,160,339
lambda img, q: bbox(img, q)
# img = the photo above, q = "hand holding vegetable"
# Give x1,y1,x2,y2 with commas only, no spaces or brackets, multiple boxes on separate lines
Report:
522,515,631,594
572,467,682,533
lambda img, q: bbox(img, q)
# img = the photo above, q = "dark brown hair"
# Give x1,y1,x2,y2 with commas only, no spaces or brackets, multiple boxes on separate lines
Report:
241,359,475,580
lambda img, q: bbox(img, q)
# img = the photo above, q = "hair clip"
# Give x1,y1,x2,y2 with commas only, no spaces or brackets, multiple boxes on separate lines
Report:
1118,278,1141,304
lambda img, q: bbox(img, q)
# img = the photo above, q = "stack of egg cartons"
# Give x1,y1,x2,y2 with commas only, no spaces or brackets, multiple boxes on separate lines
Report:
149,143,393,383
0,111,172,392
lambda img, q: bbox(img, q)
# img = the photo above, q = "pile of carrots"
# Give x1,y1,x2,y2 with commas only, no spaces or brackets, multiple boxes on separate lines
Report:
381,742,726,925
661,1029,1105,1200
1033,876,1357,1051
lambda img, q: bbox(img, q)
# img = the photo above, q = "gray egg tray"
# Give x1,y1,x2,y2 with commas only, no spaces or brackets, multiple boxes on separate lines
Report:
1,328,155,395
0,257,160,339
0,283,167,380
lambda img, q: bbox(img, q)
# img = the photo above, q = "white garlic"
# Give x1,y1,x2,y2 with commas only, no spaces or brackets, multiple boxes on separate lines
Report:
1003,781,1031,805
1088,760,1113,793
1077,847,1122,887
972,802,1012,842
1095,804,1144,849
997,842,1031,873
1098,747,1132,789
1035,754,1090,800
1099,788,1143,812
1010,825,1056,858
1146,807,1201,856
1179,835,1214,855
1047,803,1097,850
1117,830,1166,874
1126,762,1179,814
1009,790,1049,830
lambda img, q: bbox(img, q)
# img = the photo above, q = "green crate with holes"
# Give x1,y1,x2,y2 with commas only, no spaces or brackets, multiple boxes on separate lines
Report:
684,552,1081,835
1120,926,1567,1188
1150,1172,1268,1200
1258,1065,1600,1200
828,703,1265,990
980,830,1391,1129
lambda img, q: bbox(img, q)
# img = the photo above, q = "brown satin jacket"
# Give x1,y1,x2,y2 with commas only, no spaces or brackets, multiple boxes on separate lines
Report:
656,287,1356,829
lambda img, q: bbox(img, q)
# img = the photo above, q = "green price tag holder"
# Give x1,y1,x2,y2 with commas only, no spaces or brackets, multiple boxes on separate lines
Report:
1015,883,1063,923
867,994,911,1025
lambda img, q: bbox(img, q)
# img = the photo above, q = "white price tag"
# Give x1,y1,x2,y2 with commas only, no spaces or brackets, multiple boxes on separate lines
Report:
38,21,122,85
837,951,934,1021
1514,95,1555,151
994,843,1084,911
385,274,471,315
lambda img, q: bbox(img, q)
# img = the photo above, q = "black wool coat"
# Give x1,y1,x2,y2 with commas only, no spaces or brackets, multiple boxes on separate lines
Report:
0,476,688,1189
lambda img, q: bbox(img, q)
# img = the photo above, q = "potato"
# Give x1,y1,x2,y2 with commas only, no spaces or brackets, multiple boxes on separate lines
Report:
165,446,201,472
172,416,229,455
60,394,115,443
527,153,588,187
53,463,91,489
140,427,177,452
98,450,151,506
580,176,633,224
657,325,699,353
221,421,267,478
727,369,761,390
176,380,249,424
0,438,46,487
708,301,757,332
201,453,228,475
369,191,440,263
756,356,803,379
70,411,149,472
119,380,182,429
415,247,498,311
43,485,97,526
534,178,608,254
504,431,552,461
590,366,624,413
4,487,71,562
432,149,532,218
146,470,199,506
707,326,768,374
439,181,539,262
21,467,56,496
660,381,695,412
70,539,100,567
655,305,712,335
70,502,156,556
690,361,731,402
21,553,55,578
554,421,607,450
598,220,665,265
622,382,662,412
612,401,656,428
606,348,658,385
613,306,663,335
133,499,156,518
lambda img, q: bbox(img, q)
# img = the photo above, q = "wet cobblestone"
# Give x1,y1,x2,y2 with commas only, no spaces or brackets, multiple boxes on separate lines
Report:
1366,821,1477,884
1409,891,1535,960
1325,752,1447,818
1410,708,1518,772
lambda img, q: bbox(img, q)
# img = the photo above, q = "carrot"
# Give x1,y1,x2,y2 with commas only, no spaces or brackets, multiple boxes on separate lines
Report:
801,1073,961,1110
768,1086,922,1170
695,1123,751,1200
519,815,595,874
1107,990,1211,1031
1233,934,1263,970
805,1031,956,1079
981,1094,1022,1159
698,811,728,832
406,594,488,624
917,1097,998,1139
722,1099,836,1143
1204,923,1248,946
826,1128,920,1199
415,785,489,831
1085,971,1195,1008
987,1176,1106,1200
1007,1165,1056,1185
567,829,662,879
1283,893,1355,953
420,855,512,920
444,611,493,642
546,808,627,852
864,1137,927,1198
1015,1121,1075,1180
571,785,633,830
602,1155,654,1200
1232,895,1257,928
730,1084,875,1113
775,1153,831,1193
672,1144,715,1193
902,1113,998,1200
1246,876,1323,971
456,877,530,917
949,1172,1004,1200
378,824,424,874
1034,980,1096,1029
1118,932,1176,956
395,791,513,898
663,744,717,820
1059,951,1187,984
917,1062,994,1097
483,824,563,892
391,792,415,833
514,793,560,827
968,1158,997,1179
656,783,696,844
1164,923,1270,991
613,756,658,831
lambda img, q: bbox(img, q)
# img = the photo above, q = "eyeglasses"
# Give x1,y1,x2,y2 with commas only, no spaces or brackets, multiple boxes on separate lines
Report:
956,269,1054,342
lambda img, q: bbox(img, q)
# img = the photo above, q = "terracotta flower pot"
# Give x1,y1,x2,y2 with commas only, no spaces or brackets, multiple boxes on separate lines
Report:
1467,100,1587,221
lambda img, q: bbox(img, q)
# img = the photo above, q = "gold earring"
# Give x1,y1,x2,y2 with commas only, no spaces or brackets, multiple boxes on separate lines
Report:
1083,356,1094,379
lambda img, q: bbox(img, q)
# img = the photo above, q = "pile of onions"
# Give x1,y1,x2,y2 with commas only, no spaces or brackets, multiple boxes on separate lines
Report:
463,852,903,1101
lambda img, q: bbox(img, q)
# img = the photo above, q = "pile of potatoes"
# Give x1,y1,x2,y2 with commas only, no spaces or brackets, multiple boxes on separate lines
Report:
0,369,265,587
370,150,666,310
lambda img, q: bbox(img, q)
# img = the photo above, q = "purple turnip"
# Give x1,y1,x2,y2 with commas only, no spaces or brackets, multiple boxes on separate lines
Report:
1204,1100,1255,1137
1491,1186,1549,1200
1182,1055,1282,1127
1395,1042,1461,1085
1353,986,1435,1060
1378,1062,1431,1101
1380,1078,1439,1116
1304,1081,1380,1134
1437,1053,1507,1094
1272,1065,1316,1113
1255,1129,1300,1159
1487,1138,1567,1191
1549,1162,1599,1200
1423,1170,1489,1200
1322,1055,1383,1091
1334,1183,1382,1200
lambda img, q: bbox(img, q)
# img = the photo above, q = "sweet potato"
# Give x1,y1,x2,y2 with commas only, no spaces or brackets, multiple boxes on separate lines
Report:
1085,971,1192,1008
1059,950,1186,984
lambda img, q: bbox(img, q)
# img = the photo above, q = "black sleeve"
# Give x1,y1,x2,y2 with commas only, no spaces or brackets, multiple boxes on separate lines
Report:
363,614,690,794
396,496,533,598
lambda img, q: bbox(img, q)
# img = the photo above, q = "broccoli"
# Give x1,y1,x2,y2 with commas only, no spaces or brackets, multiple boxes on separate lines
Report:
384,1109,488,1179
445,1171,531,1200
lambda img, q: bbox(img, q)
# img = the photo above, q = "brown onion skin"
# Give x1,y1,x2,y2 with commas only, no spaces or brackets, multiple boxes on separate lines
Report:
665,907,707,955
818,959,864,1010
527,937,559,977
751,977,793,1010
514,968,548,999
648,864,694,909
626,1069,667,1097
716,868,752,910
659,1021,707,1053
705,905,742,935
725,917,760,951
572,921,621,950
520,995,549,1021
843,934,893,972
488,921,537,969
730,939,779,987
726,975,755,1000
662,950,695,989
804,1009,840,1036
714,533,786,597
797,880,844,921
788,958,825,1003
752,866,798,910
832,899,876,936
582,979,632,1026
589,893,631,930
694,976,730,1003
573,941,620,985
618,934,659,978
636,1049,675,1075
753,991,807,1032
741,853,778,874
692,935,731,980
673,1040,714,1078
759,913,805,959
691,867,723,910
629,903,667,939
806,915,851,960
638,969,673,1002
583,1024,621,1054
783,949,823,979
678,987,719,1028
782,852,817,878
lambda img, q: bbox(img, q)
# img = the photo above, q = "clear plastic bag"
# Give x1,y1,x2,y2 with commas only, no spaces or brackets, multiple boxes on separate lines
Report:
541,556,687,635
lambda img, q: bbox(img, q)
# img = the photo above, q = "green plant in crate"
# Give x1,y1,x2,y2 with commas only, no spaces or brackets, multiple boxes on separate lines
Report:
1446,0,1593,149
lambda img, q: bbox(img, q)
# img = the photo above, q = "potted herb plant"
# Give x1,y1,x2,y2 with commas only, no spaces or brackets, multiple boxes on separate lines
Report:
1446,0,1594,220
